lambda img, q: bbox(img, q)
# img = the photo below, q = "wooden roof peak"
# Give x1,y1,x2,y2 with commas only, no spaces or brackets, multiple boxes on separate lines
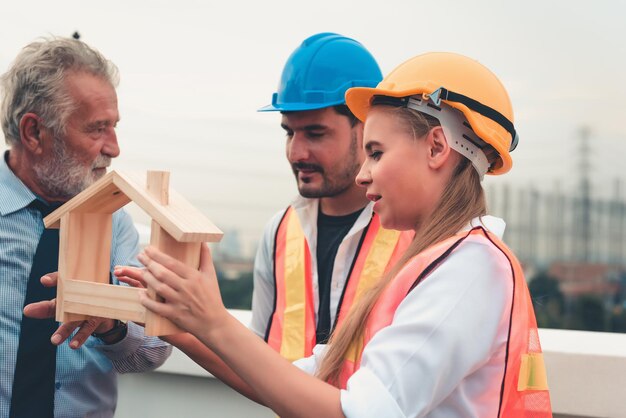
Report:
44,170,222,243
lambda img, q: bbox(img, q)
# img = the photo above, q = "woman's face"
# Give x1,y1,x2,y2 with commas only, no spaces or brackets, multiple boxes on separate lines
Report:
356,107,442,231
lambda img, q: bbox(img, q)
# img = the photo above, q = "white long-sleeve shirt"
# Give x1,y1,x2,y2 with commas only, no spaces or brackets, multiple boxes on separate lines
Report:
295,216,513,418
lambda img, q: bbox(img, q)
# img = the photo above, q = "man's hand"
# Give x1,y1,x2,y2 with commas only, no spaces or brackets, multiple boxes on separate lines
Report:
22,272,57,318
23,272,125,348
114,265,147,289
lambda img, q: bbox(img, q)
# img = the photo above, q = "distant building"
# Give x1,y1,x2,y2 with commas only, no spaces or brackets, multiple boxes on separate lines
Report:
547,262,623,298
215,228,243,259
216,258,255,281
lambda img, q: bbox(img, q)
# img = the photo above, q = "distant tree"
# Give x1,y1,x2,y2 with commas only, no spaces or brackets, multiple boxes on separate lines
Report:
610,306,626,333
568,295,605,331
528,271,564,329
216,271,254,310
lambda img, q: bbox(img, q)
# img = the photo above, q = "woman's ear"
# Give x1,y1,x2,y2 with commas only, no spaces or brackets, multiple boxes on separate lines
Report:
426,126,453,170
19,113,46,155
351,120,366,162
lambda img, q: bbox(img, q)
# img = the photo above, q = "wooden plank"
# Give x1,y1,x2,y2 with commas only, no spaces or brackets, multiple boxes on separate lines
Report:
56,213,112,323
44,170,222,242
48,169,221,336
144,221,202,336
147,171,170,204
56,213,72,322
150,220,202,267
44,171,130,228
114,171,222,243
145,172,185,336
63,279,146,323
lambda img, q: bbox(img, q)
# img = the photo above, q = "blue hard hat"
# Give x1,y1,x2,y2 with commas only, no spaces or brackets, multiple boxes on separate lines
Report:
259,33,382,112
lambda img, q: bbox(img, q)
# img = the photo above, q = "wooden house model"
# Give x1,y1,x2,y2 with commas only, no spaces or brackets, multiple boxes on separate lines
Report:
44,170,223,336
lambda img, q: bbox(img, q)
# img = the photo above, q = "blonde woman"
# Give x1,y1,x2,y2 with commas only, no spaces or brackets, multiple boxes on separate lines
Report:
121,53,552,418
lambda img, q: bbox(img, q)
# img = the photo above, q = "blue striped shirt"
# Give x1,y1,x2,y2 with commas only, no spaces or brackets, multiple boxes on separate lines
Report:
0,153,172,418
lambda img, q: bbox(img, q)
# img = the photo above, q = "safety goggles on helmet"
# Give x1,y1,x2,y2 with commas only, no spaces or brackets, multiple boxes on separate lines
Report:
371,94,491,179
425,87,519,152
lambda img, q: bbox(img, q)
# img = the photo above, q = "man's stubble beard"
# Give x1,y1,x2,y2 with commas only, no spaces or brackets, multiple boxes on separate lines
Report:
296,131,361,199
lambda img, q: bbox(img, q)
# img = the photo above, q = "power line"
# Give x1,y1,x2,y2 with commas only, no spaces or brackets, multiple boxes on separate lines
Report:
578,126,592,262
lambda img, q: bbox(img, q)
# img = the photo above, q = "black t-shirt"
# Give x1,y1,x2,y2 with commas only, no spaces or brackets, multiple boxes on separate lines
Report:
315,207,364,344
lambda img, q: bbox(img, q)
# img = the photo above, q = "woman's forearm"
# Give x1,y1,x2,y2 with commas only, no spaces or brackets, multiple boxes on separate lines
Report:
165,332,264,404
197,314,344,418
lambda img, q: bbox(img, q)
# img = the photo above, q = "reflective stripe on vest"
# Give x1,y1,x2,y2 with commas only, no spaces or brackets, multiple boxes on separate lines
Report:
338,227,552,418
266,206,413,361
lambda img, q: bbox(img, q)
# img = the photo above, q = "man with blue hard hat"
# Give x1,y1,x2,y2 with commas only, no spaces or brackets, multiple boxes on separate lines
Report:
251,33,413,361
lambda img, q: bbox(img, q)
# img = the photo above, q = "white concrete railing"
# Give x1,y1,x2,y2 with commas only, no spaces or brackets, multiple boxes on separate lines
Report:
540,328,626,418
116,310,626,418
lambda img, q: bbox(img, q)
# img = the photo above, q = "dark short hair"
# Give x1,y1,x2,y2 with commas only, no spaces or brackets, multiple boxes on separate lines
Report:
332,104,359,127
280,104,360,127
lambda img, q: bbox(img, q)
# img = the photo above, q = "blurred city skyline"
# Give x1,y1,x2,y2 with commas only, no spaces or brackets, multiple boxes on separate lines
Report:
1,0,625,255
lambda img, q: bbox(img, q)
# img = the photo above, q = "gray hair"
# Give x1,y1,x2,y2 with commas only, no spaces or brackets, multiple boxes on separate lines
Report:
0,37,119,146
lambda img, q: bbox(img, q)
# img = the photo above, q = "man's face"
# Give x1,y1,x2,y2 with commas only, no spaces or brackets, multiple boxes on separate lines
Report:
34,72,120,200
282,107,363,199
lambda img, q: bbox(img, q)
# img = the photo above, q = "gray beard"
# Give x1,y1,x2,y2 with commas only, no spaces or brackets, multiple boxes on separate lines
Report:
32,137,110,201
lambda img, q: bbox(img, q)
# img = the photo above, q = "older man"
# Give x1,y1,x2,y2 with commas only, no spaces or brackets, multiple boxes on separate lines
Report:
0,37,171,418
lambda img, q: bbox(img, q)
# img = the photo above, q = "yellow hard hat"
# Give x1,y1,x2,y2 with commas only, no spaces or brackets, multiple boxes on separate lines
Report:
345,52,517,174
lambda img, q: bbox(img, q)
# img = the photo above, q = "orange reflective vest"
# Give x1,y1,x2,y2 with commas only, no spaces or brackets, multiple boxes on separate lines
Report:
338,227,552,418
265,206,413,362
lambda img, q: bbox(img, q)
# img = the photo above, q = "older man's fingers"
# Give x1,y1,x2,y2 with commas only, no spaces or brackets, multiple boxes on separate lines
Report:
23,299,56,319
40,271,58,287
68,318,105,349
50,320,83,346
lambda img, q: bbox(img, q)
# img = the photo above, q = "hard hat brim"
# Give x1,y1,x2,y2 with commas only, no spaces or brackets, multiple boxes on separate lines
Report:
345,86,402,122
257,100,346,113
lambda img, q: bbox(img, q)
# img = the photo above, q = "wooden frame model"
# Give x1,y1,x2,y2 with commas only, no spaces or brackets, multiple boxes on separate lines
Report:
44,170,223,336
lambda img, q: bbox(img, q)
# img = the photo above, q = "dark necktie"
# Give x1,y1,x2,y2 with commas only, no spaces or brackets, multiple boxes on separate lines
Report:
10,199,62,418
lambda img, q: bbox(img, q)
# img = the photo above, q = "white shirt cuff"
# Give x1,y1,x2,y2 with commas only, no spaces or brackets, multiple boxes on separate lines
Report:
293,344,328,375
341,367,405,418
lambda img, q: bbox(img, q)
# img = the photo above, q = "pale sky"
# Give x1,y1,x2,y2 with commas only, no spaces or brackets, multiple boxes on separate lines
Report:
1,0,625,255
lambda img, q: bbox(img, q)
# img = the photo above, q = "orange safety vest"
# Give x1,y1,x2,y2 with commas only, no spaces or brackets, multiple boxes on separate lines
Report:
265,205,413,362
338,227,552,418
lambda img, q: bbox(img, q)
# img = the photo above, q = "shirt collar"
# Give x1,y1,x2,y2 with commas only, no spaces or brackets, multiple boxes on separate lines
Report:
290,194,373,215
290,194,374,237
290,194,317,211
291,196,506,239
0,151,38,216
466,215,506,239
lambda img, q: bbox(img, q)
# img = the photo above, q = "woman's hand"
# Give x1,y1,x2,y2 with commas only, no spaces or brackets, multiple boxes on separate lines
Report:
137,243,227,339
138,244,343,417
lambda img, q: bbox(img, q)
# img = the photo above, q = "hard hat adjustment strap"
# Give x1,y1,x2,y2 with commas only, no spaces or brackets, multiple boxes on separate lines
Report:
370,94,490,178
407,97,490,179
426,87,519,152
